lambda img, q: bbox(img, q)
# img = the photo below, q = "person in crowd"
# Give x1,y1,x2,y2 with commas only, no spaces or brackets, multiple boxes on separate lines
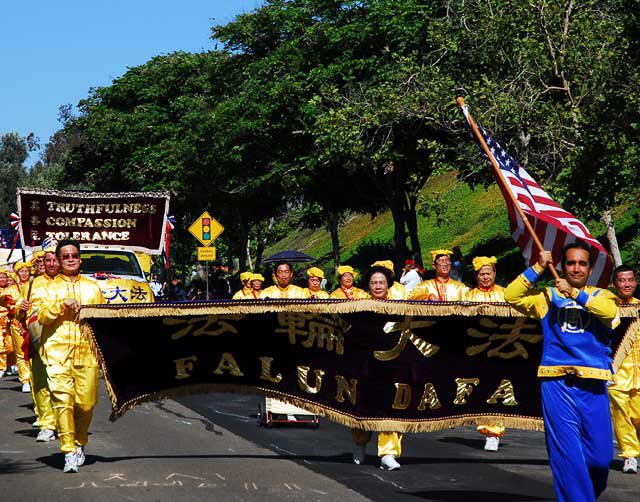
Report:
351,265,403,470
37,239,106,473
409,249,469,301
5,261,33,392
21,247,60,442
505,242,619,501
399,259,422,293
303,267,329,299
168,277,187,302
372,260,407,299
247,273,265,299
329,265,368,299
262,261,306,299
464,256,507,451
0,268,12,378
149,274,164,301
232,272,254,299
609,265,640,474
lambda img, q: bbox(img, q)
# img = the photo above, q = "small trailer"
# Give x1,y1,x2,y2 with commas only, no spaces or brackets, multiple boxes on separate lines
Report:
257,397,320,428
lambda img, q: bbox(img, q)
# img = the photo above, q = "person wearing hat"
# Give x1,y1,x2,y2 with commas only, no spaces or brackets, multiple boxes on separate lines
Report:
5,261,33,392
232,272,254,299
21,247,60,442
262,261,307,299
247,273,265,299
304,267,329,299
31,250,46,277
0,268,13,378
399,259,422,294
371,260,407,300
330,266,368,299
464,256,507,451
408,249,469,301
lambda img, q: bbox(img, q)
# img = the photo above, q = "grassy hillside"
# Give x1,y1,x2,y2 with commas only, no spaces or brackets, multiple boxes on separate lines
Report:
266,171,640,287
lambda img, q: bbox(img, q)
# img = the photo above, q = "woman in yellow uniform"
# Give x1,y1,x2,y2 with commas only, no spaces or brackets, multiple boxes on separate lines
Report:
329,266,368,300
6,261,33,392
464,256,507,451
303,267,329,299
351,265,403,470
247,273,265,299
409,250,469,301
232,272,254,299
0,268,12,378
371,260,407,300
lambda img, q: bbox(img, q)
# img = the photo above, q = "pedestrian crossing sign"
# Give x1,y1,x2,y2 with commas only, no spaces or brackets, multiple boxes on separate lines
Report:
188,211,224,247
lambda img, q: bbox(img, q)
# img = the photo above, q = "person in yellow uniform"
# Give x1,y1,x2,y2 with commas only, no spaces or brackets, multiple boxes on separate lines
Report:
372,260,407,300
609,265,640,474
0,268,12,378
352,265,403,470
232,272,254,299
247,273,265,299
303,267,329,299
21,248,60,442
5,261,33,392
262,261,307,299
37,239,106,473
329,266,368,299
409,249,469,301
464,256,507,451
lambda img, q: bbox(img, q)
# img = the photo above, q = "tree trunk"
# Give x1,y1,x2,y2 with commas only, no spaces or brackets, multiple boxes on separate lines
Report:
254,218,273,271
602,208,622,267
328,212,341,270
246,235,253,270
388,197,408,265
237,214,249,273
405,193,423,267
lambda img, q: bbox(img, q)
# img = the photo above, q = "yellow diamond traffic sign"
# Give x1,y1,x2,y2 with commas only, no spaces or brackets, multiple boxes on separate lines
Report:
188,211,224,247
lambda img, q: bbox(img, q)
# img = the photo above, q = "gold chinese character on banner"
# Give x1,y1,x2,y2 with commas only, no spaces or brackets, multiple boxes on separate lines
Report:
275,312,349,355
466,317,542,359
163,314,245,341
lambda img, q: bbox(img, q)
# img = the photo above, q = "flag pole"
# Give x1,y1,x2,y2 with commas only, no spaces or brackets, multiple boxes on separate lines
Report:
456,97,560,280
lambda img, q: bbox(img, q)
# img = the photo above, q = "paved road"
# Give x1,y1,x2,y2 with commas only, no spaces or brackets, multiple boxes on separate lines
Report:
1,374,638,501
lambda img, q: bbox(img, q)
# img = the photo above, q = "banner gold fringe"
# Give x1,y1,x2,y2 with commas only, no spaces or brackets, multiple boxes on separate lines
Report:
80,300,530,320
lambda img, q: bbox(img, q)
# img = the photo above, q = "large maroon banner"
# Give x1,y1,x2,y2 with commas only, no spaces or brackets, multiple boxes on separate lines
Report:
17,188,170,254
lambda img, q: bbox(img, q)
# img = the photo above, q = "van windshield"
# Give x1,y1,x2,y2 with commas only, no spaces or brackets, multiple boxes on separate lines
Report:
80,251,143,278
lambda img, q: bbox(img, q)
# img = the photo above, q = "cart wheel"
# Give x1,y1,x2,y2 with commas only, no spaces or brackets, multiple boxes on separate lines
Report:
257,404,263,426
264,411,273,428
313,417,320,429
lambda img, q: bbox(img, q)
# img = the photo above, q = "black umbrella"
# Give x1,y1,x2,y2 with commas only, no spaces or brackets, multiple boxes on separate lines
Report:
263,250,315,264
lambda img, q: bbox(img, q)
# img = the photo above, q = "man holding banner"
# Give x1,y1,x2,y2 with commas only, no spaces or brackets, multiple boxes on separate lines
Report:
505,243,619,501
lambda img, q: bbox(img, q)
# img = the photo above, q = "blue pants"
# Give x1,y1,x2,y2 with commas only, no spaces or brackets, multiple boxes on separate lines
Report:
541,377,612,502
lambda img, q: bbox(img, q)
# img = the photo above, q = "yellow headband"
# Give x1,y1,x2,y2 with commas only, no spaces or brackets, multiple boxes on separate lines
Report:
240,272,252,282
472,256,497,271
430,249,453,263
306,267,325,279
8,273,17,281
337,265,357,279
249,273,264,282
371,260,394,272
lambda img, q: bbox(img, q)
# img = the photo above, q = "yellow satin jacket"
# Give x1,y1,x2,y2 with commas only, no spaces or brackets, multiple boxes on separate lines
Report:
303,288,329,299
610,296,640,391
329,287,369,300
261,284,307,299
38,275,105,367
464,285,506,302
408,278,469,301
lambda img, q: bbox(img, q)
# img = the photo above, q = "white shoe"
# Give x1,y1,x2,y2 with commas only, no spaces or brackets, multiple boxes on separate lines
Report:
63,452,79,473
0,370,4,378
380,455,401,470
623,457,638,473
21,382,31,393
76,446,86,467
32,420,40,428
11,365,18,374
36,429,56,442
352,443,366,465
484,436,500,451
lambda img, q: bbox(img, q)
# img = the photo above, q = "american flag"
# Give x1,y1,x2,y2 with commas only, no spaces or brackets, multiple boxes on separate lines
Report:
462,107,612,287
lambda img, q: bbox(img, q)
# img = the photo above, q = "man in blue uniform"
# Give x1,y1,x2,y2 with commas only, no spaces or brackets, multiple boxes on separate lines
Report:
505,242,619,502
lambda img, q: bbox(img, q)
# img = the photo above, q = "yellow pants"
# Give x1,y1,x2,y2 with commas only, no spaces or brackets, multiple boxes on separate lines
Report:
477,425,506,438
609,388,640,458
30,350,56,431
351,429,402,457
47,363,99,454
10,323,30,384
0,328,7,371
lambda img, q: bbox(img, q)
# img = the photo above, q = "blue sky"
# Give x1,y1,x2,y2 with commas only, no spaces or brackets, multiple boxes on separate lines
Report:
1,0,261,165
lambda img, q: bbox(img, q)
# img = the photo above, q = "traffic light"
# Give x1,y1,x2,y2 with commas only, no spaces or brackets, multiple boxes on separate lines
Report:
202,218,211,240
